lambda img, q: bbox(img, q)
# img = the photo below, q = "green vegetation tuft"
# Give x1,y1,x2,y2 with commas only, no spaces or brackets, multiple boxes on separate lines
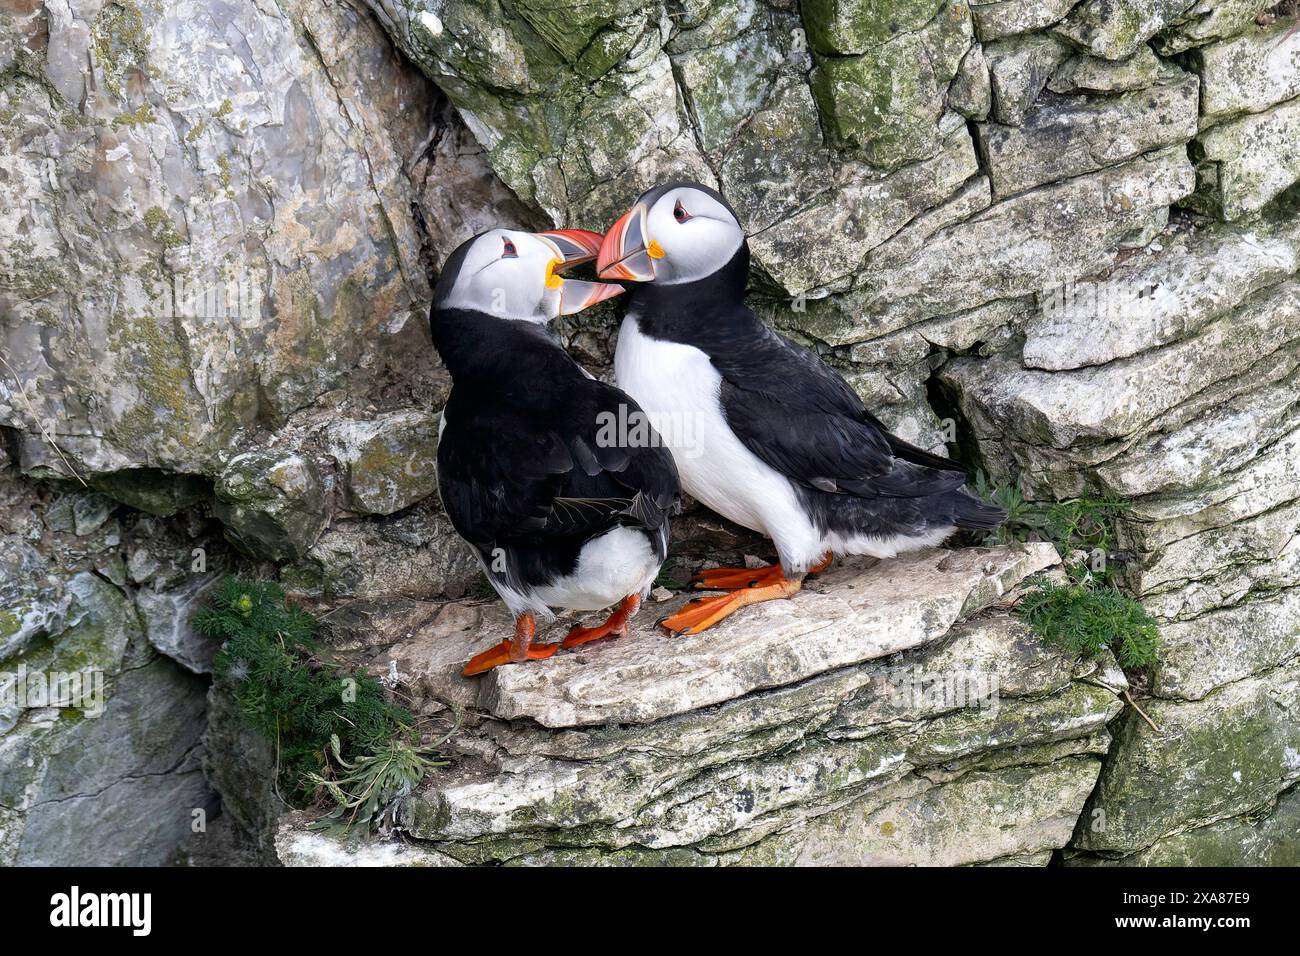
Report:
972,471,1127,571
1015,577,1161,669
194,577,452,831
973,472,1161,669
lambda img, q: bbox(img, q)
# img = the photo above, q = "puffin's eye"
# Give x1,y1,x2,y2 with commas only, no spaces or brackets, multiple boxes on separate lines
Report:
501,238,518,258
673,200,690,223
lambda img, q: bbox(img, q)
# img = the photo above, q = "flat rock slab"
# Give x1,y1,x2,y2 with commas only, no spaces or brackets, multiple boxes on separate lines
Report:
476,544,1058,728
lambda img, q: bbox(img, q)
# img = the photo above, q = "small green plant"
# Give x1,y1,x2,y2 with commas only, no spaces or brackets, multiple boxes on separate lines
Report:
972,471,1128,578
308,734,449,834
194,578,451,829
1015,577,1160,668
973,472,1160,668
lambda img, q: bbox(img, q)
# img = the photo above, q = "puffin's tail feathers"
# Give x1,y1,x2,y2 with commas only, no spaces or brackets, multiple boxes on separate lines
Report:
950,489,1008,531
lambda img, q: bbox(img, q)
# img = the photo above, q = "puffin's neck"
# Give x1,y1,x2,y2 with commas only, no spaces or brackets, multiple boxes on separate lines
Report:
428,307,561,382
627,244,754,344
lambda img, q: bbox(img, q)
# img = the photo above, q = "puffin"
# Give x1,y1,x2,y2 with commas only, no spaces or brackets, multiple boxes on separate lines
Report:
596,182,1006,635
431,228,681,676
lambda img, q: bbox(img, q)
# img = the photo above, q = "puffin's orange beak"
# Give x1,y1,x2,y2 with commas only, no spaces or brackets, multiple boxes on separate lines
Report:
536,228,605,266
597,204,658,282
535,229,624,315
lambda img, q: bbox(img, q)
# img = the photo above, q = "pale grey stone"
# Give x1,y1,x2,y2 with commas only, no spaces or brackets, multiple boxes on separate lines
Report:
670,14,786,154
1049,46,1166,93
749,125,980,295
136,575,223,674
1090,358,1300,499
1055,0,1201,60
1137,498,1300,605
971,0,1081,42
1192,95,1300,220
1075,657,1300,853
283,503,482,603
276,821,463,866
2,567,215,866
1155,0,1276,55
719,73,835,234
1194,16,1300,121
0,0,440,481
944,280,1300,446
326,411,441,516
1122,422,1300,543
977,70,1199,195
1151,586,1300,701
214,450,328,562
0,540,68,665
857,147,1195,327
985,32,1073,125
950,43,994,119
1023,218,1300,371
386,594,1119,863
1069,783,1300,865
733,757,1103,865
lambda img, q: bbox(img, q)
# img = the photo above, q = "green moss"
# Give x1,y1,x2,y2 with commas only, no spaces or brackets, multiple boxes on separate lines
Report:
215,98,233,118
801,0,946,54
1015,577,1160,668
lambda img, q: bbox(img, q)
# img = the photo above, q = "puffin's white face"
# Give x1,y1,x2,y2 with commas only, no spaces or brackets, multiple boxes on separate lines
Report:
438,228,622,321
597,183,744,285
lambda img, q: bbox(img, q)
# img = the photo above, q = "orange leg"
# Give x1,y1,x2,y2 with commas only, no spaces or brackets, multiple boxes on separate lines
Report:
561,594,642,650
659,574,804,636
809,551,833,575
462,612,558,677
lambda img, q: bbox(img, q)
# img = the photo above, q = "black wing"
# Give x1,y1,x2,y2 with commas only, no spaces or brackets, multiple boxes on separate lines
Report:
714,319,967,499
436,376,680,554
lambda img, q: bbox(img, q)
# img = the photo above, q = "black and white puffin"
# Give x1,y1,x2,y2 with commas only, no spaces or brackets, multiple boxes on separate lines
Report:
596,183,1006,635
431,228,681,676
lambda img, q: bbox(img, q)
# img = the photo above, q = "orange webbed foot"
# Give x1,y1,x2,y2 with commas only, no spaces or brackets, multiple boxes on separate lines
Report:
690,563,785,591
659,576,804,636
658,592,743,635
461,639,558,676
561,594,642,650
462,612,557,677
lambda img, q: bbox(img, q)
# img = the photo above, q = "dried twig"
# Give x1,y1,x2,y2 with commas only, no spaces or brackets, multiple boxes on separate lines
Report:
1124,689,1162,733
0,354,88,486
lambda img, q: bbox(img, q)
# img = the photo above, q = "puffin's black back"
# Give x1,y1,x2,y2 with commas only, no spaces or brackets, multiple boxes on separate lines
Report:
626,247,1005,538
432,306,681,592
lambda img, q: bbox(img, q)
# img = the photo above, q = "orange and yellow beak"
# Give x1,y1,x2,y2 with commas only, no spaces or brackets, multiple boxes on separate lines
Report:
536,229,624,315
596,204,661,282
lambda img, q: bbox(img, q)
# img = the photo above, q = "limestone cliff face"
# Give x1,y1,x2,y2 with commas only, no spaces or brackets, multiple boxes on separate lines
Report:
1,0,1298,865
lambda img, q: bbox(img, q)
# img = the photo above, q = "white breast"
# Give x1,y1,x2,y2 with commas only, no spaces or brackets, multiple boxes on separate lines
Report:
615,316,824,570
